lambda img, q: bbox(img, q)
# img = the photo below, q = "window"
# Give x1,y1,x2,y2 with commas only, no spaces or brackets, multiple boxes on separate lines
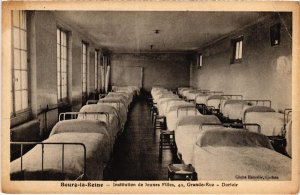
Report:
270,23,281,46
11,11,29,115
82,42,88,94
231,36,243,64
95,50,100,91
197,53,203,69
57,28,68,102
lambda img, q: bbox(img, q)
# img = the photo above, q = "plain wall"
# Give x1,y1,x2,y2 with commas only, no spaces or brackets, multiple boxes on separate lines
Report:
190,13,292,111
110,53,190,92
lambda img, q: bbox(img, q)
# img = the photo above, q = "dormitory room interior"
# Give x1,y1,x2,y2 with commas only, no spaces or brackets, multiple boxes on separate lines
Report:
8,11,293,181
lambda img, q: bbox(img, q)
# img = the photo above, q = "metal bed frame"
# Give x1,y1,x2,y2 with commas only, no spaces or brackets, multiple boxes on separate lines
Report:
98,99,122,114
200,123,261,133
221,94,243,100
11,142,87,180
244,99,272,107
59,111,111,133
207,91,224,95
176,106,199,118
86,100,98,105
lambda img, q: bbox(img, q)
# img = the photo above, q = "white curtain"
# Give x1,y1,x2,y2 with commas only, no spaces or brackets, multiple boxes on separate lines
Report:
105,66,110,93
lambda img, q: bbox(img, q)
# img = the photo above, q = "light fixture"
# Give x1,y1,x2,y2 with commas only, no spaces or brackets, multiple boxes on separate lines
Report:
153,29,160,34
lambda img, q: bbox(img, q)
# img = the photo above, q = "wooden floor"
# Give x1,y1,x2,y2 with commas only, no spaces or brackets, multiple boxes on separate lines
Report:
104,97,180,180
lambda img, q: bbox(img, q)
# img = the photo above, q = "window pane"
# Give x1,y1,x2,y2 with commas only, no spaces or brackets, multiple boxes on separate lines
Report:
62,72,67,85
57,30,61,45
21,70,28,89
57,85,61,99
21,50,27,70
15,90,22,111
57,71,61,86
235,41,240,60
14,70,21,90
62,32,66,46
13,28,20,49
22,11,26,30
21,30,27,50
62,85,67,98
57,57,61,72
83,83,86,92
82,44,86,54
12,11,20,27
14,49,20,69
83,54,86,64
61,47,65,59
83,65,86,74
57,43,60,58
62,60,66,72
199,55,203,67
238,41,243,59
21,90,28,109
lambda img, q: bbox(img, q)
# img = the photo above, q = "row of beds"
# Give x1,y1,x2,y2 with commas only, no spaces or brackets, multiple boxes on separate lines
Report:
10,86,140,180
150,86,292,180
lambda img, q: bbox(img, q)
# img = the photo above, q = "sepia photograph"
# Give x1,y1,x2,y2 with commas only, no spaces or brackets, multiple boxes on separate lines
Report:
1,1,299,194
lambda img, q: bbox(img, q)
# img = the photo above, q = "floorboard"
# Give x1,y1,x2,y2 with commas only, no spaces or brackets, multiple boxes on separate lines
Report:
104,97,180,180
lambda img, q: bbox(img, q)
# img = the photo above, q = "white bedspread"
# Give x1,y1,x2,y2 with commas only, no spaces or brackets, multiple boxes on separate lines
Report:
193,146,291,180
244,112,284,136
11,130,110,180
79,105,121,144
157,98,181,116
98,99,128,127
175,124,222,164
222,100,251,120
105,94,130,108
193,128,291,180
185,91,202,101
195,95,209,105
182,89,194,98
166,104,200,131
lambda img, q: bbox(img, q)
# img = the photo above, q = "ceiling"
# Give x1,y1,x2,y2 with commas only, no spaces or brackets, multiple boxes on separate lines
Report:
53,11,269,53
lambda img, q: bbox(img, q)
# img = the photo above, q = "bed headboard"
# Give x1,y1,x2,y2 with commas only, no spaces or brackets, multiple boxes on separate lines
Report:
196,128,273,149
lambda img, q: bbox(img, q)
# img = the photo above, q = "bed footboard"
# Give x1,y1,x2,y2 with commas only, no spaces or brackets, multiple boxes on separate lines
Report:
11,142,87,180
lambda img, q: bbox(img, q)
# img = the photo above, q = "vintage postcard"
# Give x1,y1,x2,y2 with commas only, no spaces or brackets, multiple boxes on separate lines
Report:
1,0,300,194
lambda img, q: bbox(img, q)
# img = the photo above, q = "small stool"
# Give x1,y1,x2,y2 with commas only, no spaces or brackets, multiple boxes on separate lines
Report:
159,130,176,161
168,164,197,181
153,115,166,134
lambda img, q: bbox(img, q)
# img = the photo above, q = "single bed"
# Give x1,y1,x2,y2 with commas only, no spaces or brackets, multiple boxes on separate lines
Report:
10,120,111,180
220,100,249,121
178,87,191,96
165,101,201,131
157,98,182,117
153,91,174,103
107,92,133,105
242,106,284,136
77,104,121,145
192,128,291,180
185,91,204,102
181,89,195,99
97,99,128,129
220,99,269,122
175,115,222,164
105,93,130,108
112,85,140,96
